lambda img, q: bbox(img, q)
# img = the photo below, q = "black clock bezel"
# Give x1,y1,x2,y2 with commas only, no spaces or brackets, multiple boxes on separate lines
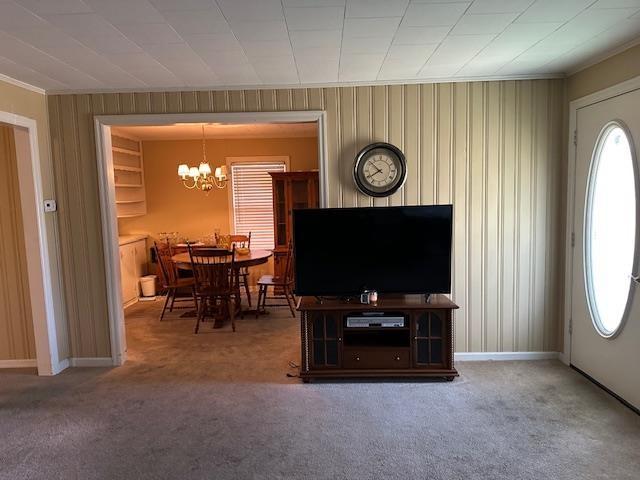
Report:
353,142,407,198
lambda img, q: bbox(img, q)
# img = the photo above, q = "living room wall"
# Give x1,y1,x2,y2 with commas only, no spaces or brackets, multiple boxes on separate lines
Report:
48,79,565,359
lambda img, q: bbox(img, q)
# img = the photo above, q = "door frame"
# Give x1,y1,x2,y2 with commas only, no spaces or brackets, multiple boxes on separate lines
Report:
0,111,61,375
94,111,329,366
564,75,640,365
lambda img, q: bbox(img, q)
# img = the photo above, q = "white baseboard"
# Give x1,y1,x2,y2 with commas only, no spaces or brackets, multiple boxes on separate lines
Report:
558,351,570,365
51,357,70,374
69,357,114,367
0,358,37,368
454,351,560,361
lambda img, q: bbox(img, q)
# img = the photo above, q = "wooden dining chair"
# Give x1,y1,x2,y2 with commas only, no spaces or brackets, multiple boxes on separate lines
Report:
188,245,237,334
256,242,296,318
154,241,198,321
229,232,252,307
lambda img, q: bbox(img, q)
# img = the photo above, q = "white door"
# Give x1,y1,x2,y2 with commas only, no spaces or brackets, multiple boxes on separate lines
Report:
571,88,640,410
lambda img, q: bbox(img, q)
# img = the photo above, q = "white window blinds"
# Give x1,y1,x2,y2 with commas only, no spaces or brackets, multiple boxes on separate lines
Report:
230,162,286,250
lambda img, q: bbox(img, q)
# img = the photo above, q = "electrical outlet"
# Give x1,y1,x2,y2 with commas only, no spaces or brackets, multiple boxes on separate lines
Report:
44,199,57,212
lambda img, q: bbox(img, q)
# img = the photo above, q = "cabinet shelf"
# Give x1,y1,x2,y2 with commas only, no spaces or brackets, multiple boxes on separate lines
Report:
116,200,145,204
115,183,143,188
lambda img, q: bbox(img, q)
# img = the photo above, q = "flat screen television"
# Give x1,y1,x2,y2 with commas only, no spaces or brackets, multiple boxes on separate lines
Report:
293,205,453,296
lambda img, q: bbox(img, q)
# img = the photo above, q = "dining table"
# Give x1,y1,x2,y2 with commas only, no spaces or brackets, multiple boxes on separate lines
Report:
171,249,272,271
171,248,273,326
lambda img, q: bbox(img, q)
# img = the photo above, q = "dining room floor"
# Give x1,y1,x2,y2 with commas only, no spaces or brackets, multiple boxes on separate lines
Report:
123,295,302,383
2,297,640,480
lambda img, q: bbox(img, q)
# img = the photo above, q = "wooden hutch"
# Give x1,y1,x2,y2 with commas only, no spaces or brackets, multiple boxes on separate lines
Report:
270,171,319,282
297,294,458,381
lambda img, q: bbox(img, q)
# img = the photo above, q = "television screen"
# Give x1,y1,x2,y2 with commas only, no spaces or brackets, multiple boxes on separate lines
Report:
293,205,453,296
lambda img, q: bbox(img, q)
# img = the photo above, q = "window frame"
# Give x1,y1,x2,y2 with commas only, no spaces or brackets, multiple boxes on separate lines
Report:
583,120,640,339
226,156,289,251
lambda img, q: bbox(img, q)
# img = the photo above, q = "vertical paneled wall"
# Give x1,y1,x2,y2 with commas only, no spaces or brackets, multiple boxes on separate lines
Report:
48,79,564,357
0,125,36,360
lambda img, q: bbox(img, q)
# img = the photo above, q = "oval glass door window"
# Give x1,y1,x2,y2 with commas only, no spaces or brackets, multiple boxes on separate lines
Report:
585,122,638,337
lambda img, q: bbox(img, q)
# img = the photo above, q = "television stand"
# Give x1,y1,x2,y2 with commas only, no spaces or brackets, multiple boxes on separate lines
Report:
297,294,458,382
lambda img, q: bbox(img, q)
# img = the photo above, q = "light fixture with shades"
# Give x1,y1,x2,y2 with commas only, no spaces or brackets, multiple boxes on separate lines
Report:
177,124,228,193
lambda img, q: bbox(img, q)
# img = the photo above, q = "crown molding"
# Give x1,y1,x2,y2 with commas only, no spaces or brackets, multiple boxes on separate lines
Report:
567,36,640,77
0,73,45,95
44,73,564,96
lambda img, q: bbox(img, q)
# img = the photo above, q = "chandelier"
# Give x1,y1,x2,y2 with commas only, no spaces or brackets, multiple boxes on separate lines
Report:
177,124,228,193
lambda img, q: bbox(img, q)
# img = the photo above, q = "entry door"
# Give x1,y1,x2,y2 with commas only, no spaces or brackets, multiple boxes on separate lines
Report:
572,88,640,410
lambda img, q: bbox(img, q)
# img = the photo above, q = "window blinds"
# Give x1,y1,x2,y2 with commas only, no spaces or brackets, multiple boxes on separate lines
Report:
230,162,286,250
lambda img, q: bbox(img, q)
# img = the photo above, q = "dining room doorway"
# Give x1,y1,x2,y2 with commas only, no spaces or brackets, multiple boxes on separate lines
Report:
94,112,328,367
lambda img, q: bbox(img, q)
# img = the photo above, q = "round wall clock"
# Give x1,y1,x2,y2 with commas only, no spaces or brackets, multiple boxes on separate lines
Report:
353,142,407,197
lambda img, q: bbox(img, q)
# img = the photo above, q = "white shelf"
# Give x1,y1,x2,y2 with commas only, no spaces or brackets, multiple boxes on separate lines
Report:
114,165,142,173
112,134,146,219
113,146,141,156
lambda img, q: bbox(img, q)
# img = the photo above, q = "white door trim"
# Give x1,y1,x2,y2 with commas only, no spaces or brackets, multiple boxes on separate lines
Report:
564,75,640,365
94,111,329,366
0,111,61,375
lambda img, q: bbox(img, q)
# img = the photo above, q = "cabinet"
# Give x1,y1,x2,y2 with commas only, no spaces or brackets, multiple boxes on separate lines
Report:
309,312,341,368
119,237,148,307
269,171,319,281
112,134,147,218
298,295,458,381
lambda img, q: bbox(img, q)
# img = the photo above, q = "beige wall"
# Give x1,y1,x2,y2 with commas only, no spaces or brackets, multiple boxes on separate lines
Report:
567,43,640,101
0,79,68,363
48,79,565,357
0,125,36,360
118,137,318,241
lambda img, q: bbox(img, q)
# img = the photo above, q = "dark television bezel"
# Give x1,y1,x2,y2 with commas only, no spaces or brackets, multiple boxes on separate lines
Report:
292,204,453,296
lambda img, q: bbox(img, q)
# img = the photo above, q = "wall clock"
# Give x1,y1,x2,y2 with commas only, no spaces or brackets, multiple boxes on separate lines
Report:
353,142,407,197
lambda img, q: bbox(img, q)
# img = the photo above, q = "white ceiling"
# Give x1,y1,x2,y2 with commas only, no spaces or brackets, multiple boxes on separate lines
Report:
0,0,640,93
112,122,318,140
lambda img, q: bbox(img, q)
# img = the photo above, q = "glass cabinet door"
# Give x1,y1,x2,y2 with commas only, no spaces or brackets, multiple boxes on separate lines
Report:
414,312,444,367
311,312,340,368
291,179,311,211
274,179,287,248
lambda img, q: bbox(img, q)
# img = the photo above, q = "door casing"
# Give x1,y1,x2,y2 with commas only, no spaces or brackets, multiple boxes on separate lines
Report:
564,74,640,365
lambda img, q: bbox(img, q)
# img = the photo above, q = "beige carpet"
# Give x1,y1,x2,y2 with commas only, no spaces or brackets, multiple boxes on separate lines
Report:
1,298,639,480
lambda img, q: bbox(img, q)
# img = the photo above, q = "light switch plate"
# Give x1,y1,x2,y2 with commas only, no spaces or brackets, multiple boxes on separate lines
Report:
44,199,57,212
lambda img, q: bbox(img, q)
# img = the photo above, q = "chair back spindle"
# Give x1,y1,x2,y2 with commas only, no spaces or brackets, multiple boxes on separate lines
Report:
229,232,251,249
154,241,178,287
188,245,236,295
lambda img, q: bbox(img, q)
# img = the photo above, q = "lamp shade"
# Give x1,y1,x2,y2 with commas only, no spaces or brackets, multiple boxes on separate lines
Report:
199,162,212,176
189,167,200,178
178,164,189,177
215,165,228,180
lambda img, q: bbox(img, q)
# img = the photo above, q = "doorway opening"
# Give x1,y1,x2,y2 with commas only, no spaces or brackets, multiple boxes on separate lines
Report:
94,112,328,370
0,112,60,376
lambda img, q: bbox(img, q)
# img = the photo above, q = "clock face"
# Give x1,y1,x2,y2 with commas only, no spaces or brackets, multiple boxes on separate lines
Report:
353,143,407,197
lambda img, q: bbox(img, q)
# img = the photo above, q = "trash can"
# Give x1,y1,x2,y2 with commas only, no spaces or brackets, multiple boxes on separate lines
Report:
140,275,157,297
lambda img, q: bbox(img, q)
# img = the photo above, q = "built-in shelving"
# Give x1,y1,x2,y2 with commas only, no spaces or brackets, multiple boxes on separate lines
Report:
114,165,142,173
112,133,146,218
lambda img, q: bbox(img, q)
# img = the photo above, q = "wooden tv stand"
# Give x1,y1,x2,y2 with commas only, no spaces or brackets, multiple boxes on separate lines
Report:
297,294,458,382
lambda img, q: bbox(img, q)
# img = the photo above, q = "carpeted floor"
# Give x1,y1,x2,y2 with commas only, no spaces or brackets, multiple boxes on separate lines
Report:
1,298,639,480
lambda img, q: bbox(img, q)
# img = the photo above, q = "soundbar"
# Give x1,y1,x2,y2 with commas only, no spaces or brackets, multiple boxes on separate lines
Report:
346,316,405,328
